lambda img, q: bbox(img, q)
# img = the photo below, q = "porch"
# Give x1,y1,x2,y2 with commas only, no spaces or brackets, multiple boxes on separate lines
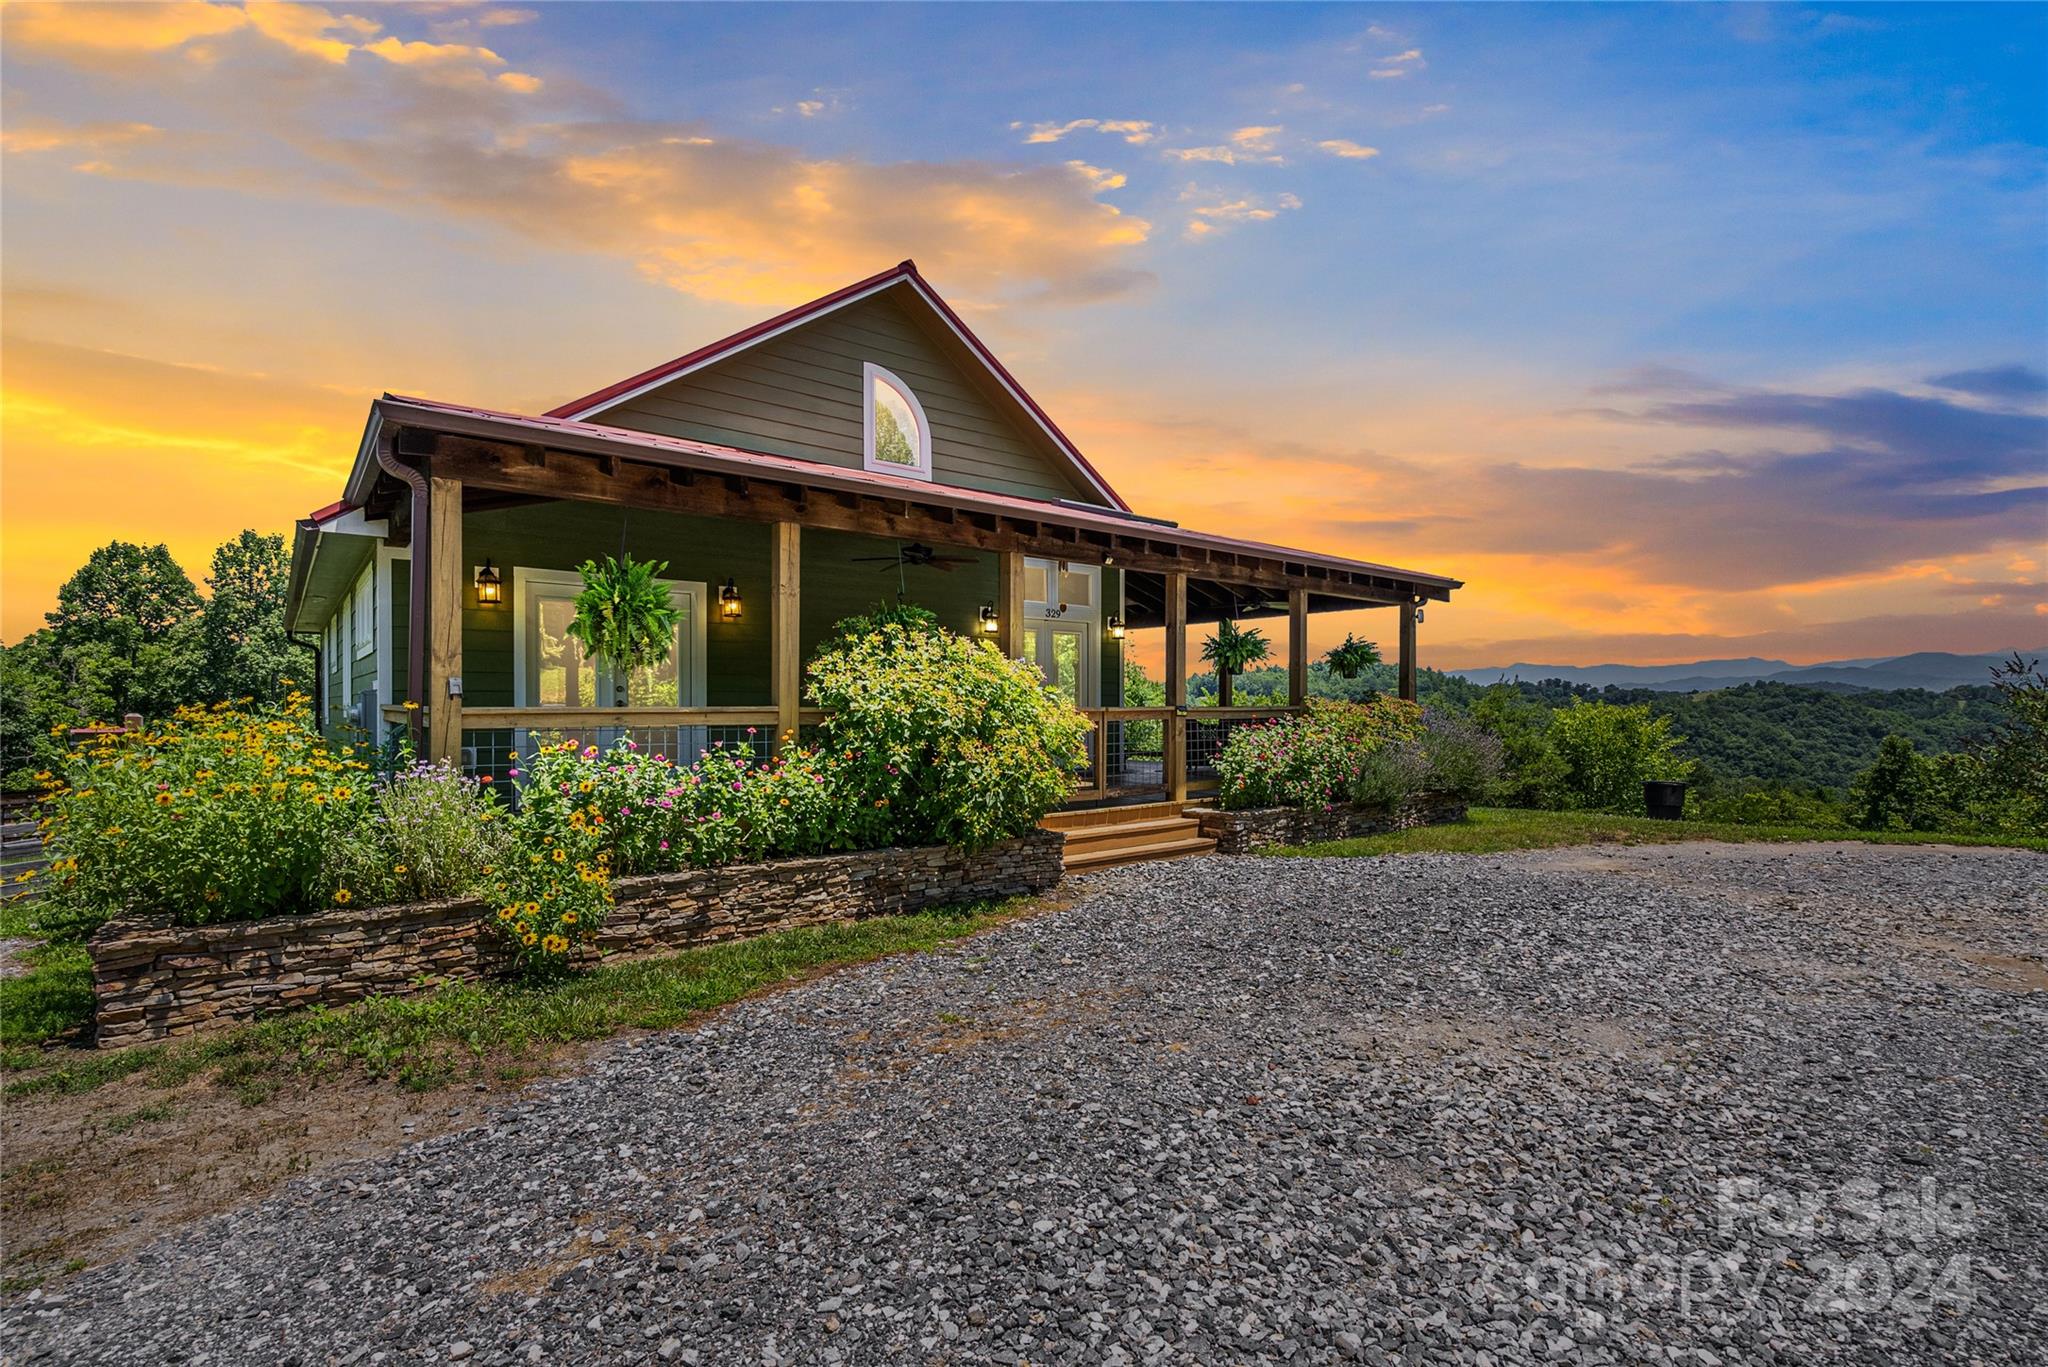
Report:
297,395,1458,809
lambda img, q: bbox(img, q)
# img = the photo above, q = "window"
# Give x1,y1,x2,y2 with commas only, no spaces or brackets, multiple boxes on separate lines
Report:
352,566,374,656
863,362,932,479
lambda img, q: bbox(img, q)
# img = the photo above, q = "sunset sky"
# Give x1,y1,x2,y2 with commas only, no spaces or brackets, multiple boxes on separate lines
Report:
2,1,2043,667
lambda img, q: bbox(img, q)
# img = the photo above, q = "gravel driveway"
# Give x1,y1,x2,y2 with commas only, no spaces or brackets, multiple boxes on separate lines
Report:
7,842,2045,1366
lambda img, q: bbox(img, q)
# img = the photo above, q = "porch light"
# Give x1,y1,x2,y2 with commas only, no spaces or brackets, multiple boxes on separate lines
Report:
1107,615,1126,640
473,560,503,606
718,577,743,622
978,604,1000,635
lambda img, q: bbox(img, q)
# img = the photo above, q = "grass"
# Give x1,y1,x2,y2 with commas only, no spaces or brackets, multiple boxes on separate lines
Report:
1,900,1031,1102
1267,805,2048,858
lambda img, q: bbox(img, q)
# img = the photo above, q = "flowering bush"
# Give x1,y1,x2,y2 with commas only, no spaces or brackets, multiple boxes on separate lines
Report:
322,760,511,907
1215,697,1424,810
806,623,1089,850
35,695,374,927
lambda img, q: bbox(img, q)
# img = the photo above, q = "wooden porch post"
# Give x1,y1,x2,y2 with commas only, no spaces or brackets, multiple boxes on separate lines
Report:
1288,588,1310,708
427,475,463,767
996,549,1025,659
1165,570,1188,803
771,521,801,747
1398,600,1418,702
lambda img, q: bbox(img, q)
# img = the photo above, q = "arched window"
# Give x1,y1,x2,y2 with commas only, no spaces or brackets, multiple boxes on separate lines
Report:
863,362,932,479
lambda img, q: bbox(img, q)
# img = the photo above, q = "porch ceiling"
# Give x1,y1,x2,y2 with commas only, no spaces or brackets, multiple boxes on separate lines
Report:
347,394,1461,607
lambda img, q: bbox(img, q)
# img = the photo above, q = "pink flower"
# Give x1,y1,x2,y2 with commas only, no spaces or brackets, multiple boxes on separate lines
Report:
659,840,669,850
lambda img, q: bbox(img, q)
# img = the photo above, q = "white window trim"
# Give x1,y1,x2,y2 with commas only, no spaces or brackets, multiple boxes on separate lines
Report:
352,564,375,658
862,361,933,481
511,566,709,708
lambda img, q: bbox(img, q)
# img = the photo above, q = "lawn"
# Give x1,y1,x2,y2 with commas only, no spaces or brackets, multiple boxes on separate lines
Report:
1,900,1034,1101
1267,805,2048,858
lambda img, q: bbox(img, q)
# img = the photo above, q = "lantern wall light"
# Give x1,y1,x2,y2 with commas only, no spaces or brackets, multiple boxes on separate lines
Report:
718,577,744,622
1107,615,1126,640
473,560,502,607
977,604,1000,635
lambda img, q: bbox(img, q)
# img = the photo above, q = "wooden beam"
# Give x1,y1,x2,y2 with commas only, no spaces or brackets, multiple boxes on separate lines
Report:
1288,588,1310,707
424,436,1427,603
1399,600,1418,702
427,474,464,767
771,521,801,748
997,549,1025,659
1165,570,1187,803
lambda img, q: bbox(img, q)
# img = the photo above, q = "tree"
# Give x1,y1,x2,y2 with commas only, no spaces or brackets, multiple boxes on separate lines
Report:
1852,735,1933,830
44,541,202,718
202,531,311,705
1977,653,2048,830
1471,683,1569,807
1200,619,1271,707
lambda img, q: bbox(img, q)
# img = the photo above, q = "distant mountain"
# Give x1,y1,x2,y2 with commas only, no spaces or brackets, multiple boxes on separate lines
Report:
1450,649,2036,694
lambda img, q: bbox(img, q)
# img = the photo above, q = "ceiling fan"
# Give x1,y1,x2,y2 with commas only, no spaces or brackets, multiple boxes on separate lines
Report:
849,542,978,574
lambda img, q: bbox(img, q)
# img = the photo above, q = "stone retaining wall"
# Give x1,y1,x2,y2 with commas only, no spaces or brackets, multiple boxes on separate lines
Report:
1187,794,1467,855
88,828,1065,1049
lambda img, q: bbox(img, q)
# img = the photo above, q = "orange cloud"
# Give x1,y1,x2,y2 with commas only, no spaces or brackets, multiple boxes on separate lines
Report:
1317,138,1380,160
1,336,368,639
0,1,252,56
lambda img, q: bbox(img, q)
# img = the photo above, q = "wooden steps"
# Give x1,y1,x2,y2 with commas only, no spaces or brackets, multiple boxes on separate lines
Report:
1041,801,1215,872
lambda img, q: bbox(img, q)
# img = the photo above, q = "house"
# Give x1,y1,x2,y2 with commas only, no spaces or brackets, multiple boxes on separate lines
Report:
285,261,1461,814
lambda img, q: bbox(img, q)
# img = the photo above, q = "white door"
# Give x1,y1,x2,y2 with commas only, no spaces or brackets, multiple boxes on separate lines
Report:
1020,622,1096,707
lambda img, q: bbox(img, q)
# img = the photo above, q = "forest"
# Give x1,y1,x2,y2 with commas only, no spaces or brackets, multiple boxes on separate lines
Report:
1191,661,2011,794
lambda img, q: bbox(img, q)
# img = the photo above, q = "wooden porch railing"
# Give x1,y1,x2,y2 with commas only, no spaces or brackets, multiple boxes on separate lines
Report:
1069,704,1301,803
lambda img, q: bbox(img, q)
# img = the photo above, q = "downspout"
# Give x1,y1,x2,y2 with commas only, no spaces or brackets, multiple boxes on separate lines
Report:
374,425,431,756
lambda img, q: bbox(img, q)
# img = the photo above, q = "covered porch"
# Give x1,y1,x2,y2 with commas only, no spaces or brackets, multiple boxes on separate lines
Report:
297,395,1459,808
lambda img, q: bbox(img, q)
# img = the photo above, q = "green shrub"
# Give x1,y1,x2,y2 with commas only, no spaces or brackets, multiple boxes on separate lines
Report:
806,622,1088,849
1415,711,1504,801
322,760,512,906
1215,697,1424,810
35,695,375,929
1546,698,1694,812
1470,684,1570,807
1347,741,1430,809
1690,781,1847,828
813,601,942,659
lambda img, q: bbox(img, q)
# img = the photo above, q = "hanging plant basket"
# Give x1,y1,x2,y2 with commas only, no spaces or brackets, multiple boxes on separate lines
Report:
1324,633,1382,680
567,555,681,692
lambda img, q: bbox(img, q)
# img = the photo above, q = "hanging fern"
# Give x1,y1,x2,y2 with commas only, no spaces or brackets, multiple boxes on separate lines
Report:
1201,618,1272,675
1201,619,1271,706
1324,633,1382,680
567,555,681,680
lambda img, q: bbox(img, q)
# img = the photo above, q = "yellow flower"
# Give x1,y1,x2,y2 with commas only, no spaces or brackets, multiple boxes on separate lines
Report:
332,786,352,801
497,905,516,921
334,888,352,905
552,848,567,863
560,910,578,925
542,934,569,955
154,791,173,806
393,864,408,876
523,901,540,916
521,931,539,947
403,700,421,711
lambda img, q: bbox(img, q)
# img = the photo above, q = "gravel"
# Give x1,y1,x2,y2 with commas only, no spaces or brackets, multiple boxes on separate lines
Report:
7,840,2045,1365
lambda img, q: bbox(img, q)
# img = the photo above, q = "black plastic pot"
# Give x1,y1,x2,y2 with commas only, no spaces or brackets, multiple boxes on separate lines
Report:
1643,780,1688,821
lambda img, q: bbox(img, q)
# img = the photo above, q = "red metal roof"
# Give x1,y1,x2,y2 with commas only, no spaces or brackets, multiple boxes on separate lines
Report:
541,260,1131,512
371,393,1461,593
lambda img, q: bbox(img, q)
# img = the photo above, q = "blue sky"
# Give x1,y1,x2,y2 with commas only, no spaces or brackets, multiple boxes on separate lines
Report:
2,1,2043,663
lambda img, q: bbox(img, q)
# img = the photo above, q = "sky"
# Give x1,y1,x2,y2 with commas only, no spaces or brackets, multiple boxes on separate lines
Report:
2,0,2044,669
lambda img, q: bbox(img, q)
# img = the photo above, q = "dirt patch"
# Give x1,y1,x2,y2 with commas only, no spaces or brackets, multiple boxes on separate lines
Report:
0,1063,560,1292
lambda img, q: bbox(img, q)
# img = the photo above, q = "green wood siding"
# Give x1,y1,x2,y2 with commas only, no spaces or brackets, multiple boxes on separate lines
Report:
601,292,1094,504
797,530,995,660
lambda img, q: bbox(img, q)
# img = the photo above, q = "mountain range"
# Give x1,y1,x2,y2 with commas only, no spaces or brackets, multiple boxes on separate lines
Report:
1446,649,2038,694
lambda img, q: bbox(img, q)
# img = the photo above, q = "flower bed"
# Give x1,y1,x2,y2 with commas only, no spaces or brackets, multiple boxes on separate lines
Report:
88,828,1064,1048
1188,793,1469,855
